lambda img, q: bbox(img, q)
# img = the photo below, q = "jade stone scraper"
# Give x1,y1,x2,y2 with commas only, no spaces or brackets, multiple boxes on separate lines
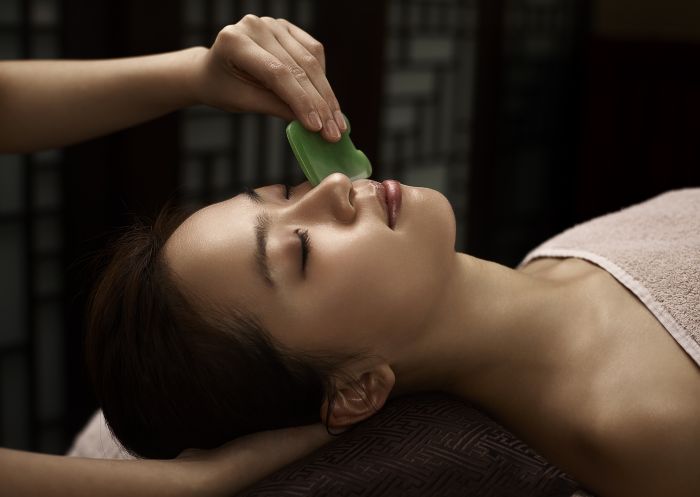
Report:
286,116,372,186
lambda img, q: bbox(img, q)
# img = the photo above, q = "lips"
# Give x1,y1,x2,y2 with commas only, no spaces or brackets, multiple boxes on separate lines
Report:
381,180,402,229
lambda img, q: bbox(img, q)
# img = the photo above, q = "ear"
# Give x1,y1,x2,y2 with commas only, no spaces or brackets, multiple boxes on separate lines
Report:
320,363,395,429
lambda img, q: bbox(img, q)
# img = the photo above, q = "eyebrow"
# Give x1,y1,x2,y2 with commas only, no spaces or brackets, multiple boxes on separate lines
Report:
244,187,264,205
244,188,275,288
255,213,275,288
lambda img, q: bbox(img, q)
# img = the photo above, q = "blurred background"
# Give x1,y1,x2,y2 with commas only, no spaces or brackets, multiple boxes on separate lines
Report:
0,0,698,454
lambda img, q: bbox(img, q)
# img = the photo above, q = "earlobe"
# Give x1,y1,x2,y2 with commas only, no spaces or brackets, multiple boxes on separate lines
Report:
320,364,395,429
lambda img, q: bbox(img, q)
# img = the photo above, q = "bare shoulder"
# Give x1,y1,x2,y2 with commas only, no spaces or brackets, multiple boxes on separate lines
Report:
575,391,700,497
520,256,700,496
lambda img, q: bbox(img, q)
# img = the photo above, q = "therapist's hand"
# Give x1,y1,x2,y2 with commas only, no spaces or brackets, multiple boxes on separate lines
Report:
191,15,346,142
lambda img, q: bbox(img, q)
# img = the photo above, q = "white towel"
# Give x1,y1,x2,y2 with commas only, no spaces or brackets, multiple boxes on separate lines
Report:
66,410,133,459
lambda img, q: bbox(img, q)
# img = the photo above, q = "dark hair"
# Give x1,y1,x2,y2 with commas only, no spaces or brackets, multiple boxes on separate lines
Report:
85,208,346,459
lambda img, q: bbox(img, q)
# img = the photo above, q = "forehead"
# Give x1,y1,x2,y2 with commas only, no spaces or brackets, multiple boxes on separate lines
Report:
163,195,263,310
167,195,247,257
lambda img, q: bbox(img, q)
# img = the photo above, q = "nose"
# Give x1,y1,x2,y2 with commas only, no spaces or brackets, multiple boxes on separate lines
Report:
288,173,356,224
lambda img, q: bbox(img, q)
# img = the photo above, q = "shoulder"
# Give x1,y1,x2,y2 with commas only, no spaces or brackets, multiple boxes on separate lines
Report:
577,393,700,497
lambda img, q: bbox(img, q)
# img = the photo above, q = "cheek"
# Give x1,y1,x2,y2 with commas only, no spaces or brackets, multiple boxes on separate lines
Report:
302,237,449,351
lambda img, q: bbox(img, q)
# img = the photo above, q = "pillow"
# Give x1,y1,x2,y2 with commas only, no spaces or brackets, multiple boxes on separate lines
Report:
239,394,586,497
68,395,591,496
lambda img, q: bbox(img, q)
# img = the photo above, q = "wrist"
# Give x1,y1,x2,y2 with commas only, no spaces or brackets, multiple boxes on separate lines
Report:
159,457,217,497
170,46,210,108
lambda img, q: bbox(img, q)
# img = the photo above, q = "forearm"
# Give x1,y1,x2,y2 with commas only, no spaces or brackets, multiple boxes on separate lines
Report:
0,448,200,497
0,47,206,153
0,424,330,497
177,424,333,497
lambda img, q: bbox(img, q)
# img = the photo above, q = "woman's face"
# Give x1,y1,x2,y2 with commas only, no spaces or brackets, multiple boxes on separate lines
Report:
164,173,457,360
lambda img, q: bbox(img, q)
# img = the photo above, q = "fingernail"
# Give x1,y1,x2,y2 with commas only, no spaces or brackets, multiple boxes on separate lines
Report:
308,111,322,130
334,111,347,132
326,119,341,140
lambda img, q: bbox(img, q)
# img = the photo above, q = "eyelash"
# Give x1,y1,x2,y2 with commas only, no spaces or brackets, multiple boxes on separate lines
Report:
295,228,311,272
284,185,310,272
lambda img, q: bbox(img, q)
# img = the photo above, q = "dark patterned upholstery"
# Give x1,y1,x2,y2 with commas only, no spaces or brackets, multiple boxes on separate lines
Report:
240,394,583,497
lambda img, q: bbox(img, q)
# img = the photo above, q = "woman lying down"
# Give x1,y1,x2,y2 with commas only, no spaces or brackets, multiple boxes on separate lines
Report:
86,175,700,497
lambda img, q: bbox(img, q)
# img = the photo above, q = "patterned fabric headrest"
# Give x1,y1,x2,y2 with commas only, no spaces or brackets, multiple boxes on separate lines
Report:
240,394,584,497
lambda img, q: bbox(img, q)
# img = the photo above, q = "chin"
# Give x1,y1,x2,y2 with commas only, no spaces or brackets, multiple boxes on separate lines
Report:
410,185,457,252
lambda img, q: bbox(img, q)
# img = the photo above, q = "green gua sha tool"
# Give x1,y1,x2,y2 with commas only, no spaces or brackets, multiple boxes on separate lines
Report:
286,116,372,186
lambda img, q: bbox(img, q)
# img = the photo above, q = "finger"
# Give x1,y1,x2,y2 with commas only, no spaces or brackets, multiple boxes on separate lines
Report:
267,19,346,135
277,18,326,73
219,30,322,131
244,87,296,122
256,21,341,141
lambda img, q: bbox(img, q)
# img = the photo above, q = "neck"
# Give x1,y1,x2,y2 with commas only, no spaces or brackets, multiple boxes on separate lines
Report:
393,253,576,413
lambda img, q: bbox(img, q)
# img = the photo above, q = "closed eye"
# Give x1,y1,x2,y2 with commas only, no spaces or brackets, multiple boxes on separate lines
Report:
295,228,311,274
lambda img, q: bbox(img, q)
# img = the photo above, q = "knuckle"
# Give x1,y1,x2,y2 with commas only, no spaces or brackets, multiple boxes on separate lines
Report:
330,95,341,109
267,61,287,79
324,94,340,112
297,93,314,111
300,54,318,68
289,64,308,79
317,102,333,118
309,41,324,57
240,14,259,25
218,25,242,44
260,16,275,23
276,18,293,30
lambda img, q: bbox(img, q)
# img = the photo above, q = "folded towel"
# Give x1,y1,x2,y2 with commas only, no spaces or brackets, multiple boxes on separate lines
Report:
67,410,132,459
519,188,700,367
